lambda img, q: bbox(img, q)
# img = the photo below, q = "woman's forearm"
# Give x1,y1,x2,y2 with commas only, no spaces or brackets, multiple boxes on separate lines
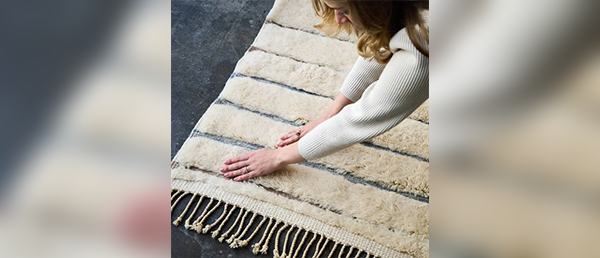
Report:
276,93,353,166
323,92,354,119
276,141,307,166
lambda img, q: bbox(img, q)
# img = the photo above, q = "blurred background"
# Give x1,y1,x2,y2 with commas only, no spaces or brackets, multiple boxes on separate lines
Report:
431,0,600,257
0,0,170,257
0,0,599,257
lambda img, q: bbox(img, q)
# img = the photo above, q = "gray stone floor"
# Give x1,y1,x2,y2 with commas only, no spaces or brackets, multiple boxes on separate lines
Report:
171,1,359,257
171,0,275,160
171,0,276,257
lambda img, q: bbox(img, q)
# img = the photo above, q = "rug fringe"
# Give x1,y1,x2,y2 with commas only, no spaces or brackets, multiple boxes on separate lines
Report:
226,209,250,245
312,234,324,258
345,246,354,258
171,191,382,258
252,218,277,254
229,212,258,248
327,242,339,258
171,189,181,201
315,237,330,258
338,244,348,258
196,198,222,231
171,191,190,215
173,193,197,226
218,207,245,242
203,203,228,233
280,224,296,258
287,226,302,257
354,250,362,258
184,195,204,229
301,231,318,258
273,222,289,258
239,214,267,247
212,205,236,238
292,229,308,258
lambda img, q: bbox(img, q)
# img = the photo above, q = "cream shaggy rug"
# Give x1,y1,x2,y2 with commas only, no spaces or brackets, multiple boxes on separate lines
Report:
171,0,429,257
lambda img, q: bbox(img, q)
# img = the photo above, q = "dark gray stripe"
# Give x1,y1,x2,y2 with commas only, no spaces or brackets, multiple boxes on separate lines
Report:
247,46,348,73
360,142,429,163
189,130,429,203
265,20,356,44
212,98,429,163
231,72,429,126
231,73,334,99
213,98,304,126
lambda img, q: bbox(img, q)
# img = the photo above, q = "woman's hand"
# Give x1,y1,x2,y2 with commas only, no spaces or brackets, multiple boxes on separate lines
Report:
219,148,285,181
277,116,326,147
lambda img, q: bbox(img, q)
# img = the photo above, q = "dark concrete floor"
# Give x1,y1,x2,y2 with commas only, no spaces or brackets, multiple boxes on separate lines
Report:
171,0,276,257
171,0,275,160
171,1,360,257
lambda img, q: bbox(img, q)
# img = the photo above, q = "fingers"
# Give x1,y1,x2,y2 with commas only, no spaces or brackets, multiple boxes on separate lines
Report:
223,167,245,178
223,154,249,165
281,127,303,140
223,166,256,181
277,134,300,147
233,171,258,181
278,129,303,147
220,160,250,173
280,130,295,140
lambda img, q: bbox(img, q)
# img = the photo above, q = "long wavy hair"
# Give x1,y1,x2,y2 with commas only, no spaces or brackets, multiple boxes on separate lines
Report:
311,0,429,64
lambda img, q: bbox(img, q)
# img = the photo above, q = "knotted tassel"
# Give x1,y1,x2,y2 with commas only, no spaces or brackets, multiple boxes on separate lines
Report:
239,215,267,248
232,212,259,248
191,197,214,232
218,208,246,242
272,222,289,258
280,225,297,258
203,203,228,234
184,195,204,230
226,210,251,247
173,194,197,226
251,218,274,254
195,200,221,231
211,205,236,238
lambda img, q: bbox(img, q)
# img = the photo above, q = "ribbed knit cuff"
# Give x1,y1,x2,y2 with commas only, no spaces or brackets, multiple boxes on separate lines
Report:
339,84,362,103
297,120,340,161
339,57,386,102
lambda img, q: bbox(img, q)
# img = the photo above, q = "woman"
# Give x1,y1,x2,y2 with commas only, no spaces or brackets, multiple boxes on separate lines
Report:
220,0,429,181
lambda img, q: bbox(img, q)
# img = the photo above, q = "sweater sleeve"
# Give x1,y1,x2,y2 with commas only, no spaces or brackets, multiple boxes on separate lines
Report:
339,56,386,102
298,49,428,161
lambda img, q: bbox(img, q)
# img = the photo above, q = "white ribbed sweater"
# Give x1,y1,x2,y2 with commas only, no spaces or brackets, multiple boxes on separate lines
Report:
298,25,429,161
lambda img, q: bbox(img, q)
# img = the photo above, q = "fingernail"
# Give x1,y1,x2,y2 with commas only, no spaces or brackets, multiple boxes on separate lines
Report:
220,168,224,172
224,173,230,177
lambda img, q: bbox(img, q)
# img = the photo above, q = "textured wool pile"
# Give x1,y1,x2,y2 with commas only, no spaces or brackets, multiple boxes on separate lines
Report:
171,0,429,257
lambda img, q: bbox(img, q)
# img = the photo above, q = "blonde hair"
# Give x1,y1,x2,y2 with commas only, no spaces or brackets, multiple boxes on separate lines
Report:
312,0,429,64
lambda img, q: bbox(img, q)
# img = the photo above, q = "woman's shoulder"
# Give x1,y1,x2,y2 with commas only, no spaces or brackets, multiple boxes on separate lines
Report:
389,9,429,57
